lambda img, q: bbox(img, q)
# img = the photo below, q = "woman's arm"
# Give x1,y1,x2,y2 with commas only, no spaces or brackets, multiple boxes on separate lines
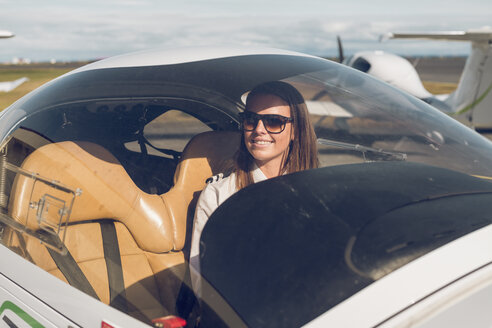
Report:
190,184,220,262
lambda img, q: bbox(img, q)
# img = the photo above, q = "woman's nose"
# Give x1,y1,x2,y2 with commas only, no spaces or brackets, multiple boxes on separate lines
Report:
254,119,268,134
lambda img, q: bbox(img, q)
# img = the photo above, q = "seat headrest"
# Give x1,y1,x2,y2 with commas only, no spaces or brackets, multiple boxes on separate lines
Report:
160,130,241,250
176,130,242,189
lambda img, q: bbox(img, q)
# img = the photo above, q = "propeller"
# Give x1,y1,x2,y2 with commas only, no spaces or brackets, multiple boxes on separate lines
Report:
337,35,345,63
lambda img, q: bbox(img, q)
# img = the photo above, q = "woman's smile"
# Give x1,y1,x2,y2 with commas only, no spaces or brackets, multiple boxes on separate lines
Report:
250,138,274,145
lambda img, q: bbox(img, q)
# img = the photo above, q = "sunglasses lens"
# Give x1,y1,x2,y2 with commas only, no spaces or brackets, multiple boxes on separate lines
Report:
264,116,285,133
242,115,258,131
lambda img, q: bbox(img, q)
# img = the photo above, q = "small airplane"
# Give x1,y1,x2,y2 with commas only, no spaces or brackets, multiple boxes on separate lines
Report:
342,28,492,130
0,30,29,93
1,45,492,327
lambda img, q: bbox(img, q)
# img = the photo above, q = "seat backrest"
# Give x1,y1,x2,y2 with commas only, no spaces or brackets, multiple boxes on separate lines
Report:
9,131,241,254
160,130,241,252
9,141,175,253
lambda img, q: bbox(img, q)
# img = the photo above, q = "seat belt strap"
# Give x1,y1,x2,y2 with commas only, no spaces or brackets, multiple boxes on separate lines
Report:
100,221,128,313
47,246,100,300
14,231,34,263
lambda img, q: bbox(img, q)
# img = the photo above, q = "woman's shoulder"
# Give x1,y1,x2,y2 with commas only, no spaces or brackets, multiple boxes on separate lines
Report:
205,171,231,184
200,171,237,203
205,171,236,189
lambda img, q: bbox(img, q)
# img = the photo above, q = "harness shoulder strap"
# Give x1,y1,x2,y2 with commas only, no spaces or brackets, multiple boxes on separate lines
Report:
47,245,100,300
100,221,128,313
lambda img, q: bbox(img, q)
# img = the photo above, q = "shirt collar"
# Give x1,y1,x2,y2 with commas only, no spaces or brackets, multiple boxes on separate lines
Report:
252,162,268,183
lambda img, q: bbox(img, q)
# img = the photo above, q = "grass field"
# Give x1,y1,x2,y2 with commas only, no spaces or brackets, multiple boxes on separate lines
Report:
422,81,458,95
0,64,86,110
0,64,458,110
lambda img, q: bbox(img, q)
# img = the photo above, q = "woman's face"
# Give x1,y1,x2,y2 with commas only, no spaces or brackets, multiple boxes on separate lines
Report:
244,93,293,175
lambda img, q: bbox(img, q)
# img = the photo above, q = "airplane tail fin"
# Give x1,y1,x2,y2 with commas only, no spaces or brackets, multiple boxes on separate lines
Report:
388,29,492,129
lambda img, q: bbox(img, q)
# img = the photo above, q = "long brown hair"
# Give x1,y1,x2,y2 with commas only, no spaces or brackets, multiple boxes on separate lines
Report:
235,81,318,190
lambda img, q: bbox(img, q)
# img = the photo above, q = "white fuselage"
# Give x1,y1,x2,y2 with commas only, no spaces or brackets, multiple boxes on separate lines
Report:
345,28,492,130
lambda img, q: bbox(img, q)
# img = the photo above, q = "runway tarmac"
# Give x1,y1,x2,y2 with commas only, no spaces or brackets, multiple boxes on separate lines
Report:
407,56,466,83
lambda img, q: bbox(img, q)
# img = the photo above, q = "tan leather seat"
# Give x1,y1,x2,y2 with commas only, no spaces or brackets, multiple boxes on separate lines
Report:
5,130,241,322
7,141,184,321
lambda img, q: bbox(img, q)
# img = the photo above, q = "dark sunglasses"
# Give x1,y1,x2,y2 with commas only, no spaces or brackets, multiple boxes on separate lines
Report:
239,112,293,134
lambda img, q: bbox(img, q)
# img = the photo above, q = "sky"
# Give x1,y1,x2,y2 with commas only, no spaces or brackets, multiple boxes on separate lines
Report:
0,0,491,63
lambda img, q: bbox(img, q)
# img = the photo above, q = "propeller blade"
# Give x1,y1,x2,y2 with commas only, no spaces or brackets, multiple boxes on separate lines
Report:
337,35,344,63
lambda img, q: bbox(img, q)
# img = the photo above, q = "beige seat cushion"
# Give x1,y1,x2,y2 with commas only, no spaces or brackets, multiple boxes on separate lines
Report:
4,221,185,322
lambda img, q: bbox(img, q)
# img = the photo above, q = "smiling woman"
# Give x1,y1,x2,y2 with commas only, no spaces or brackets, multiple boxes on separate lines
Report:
189,81,319,273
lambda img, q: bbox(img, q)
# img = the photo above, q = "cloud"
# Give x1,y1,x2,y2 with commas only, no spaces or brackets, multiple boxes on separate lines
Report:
0,7,490,62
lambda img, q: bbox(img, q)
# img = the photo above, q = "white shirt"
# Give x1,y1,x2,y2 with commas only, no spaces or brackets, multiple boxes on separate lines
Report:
189,165,267,298
190,165,267,261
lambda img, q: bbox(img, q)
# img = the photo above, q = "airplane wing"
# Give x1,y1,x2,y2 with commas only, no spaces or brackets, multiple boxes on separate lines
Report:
0,77,29,92
306,100,353,118
382,29,492,43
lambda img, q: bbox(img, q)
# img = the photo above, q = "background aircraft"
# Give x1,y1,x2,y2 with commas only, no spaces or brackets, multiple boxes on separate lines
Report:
342,28,492,131
0,30,28,93
0,77,29,93
0,30,14,39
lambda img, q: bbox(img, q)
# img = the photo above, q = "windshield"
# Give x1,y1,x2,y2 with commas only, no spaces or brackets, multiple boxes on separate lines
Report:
281,68,492,176
0,52,492,327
